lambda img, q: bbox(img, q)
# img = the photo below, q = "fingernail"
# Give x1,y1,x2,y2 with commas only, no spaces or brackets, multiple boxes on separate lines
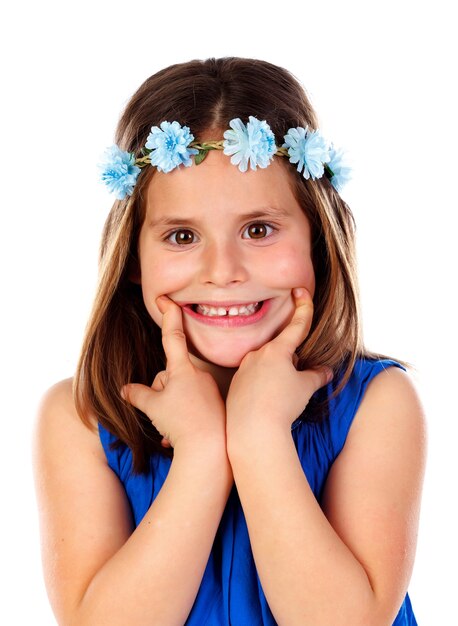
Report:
156,295,168,311
119,383,129,402
293,288,305,298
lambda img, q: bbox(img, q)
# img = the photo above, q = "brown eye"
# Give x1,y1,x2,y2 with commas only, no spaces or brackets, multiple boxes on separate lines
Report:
243,223,274,239
170,229,195,245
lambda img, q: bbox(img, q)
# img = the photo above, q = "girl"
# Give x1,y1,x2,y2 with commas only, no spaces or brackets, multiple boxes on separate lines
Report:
33,57,426,625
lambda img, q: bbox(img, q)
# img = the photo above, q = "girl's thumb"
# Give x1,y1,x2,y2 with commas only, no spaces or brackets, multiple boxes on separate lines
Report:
319,367,334,387
301,367,334,394
121,383,155,415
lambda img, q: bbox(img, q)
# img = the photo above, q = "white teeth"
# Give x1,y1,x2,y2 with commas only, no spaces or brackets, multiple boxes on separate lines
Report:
196,302,260,317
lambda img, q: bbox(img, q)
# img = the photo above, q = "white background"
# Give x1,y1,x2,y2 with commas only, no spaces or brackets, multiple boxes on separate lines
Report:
1,0,456,623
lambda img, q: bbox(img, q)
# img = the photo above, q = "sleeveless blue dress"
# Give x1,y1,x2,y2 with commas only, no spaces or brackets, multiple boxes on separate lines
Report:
98,358,418,625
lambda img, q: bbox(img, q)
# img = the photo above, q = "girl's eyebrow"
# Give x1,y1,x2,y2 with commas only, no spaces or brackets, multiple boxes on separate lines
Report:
148,206,291,228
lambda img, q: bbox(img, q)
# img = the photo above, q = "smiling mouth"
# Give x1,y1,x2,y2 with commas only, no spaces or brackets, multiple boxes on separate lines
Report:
190,301,263,317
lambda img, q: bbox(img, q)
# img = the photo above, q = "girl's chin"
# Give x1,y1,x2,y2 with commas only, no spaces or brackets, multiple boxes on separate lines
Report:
194,352,245,369
188,344,252,369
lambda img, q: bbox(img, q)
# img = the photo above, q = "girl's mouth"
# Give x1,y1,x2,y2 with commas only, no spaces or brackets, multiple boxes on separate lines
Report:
192,301,262,316
182,299,271,327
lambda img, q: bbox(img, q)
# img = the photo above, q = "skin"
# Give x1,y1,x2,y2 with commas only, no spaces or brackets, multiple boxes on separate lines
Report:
124,287,331,451
122,215,426,623
33,147,426,624
135,149,316,391
126,148,329,447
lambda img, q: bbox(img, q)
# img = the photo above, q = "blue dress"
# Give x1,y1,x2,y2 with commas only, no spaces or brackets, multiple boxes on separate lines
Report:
98,358,418,625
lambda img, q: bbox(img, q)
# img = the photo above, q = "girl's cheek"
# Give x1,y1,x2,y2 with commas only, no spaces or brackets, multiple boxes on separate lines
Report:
141,261,193,327
153,258,194,286
265,248,315,295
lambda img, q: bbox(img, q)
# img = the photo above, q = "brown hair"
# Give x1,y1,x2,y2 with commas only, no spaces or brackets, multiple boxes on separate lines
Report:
74,57,401,474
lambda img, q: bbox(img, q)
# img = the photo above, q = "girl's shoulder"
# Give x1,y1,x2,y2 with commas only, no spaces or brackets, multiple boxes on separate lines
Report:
326,357,425,458
346,359,426,444
33,378,105,463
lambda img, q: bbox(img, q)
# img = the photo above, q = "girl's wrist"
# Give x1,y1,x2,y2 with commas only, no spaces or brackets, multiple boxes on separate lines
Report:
226,417,291,458
173,429,228,459
173,434,234,487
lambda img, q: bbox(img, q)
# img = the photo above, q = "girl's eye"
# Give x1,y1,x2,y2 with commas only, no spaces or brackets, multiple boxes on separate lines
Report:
165,223,276,245
166,229,196,245
242,223,275,239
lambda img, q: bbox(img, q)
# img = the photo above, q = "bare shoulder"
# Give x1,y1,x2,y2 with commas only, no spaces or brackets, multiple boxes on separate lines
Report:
33,377,104,458
33,378,134,622
321,365,427,621
349,364,428,444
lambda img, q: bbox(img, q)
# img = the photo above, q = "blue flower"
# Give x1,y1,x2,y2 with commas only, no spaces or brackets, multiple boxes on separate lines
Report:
145,121,199,173
98,145,141,200
223,116,277,172
282,126,330,180
327,145,352,192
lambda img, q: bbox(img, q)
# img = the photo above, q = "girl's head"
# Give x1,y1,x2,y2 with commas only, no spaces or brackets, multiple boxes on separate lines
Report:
76,57,364,473
136,148,315,369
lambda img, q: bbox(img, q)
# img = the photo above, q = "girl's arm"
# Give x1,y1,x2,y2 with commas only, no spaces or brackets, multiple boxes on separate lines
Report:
228,367,426,626
33,379,233,626
226,290,427,626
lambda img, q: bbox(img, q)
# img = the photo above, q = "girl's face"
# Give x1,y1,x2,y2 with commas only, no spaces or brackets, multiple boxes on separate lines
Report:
137,149,315,370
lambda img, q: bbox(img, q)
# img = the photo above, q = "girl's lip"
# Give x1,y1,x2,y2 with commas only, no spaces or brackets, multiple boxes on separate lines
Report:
181,299,272,327
179,300,261,308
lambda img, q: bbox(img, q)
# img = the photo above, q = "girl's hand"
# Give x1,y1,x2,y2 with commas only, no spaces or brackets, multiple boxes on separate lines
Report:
226,288,332,443
121,296,227,452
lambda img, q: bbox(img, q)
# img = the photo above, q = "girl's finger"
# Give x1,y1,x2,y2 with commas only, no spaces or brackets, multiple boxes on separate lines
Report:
122,384,173,448
302,366,334,391
157,296,191,371
121,382,156,415
151,370,167,392
271,287,314,355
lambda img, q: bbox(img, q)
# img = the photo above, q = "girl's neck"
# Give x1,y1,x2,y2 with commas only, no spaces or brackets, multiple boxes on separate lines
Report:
188,354,237,400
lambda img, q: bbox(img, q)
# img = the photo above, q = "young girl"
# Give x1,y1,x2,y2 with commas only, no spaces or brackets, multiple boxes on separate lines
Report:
33,57,426,625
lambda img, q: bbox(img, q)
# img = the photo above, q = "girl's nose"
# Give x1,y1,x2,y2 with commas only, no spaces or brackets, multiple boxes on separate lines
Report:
200,240,249,287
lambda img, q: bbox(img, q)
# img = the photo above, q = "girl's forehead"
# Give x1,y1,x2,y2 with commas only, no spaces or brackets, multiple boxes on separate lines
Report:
142,161,310,235
145,149,298,213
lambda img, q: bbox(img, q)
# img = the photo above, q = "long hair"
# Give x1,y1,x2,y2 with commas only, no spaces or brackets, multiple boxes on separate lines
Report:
74,57,399,474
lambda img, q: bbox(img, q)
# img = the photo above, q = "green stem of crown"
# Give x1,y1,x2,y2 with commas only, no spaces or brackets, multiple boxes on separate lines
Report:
134,142,293,168
135,154,152,168
189,140,225,165
189,140,225,150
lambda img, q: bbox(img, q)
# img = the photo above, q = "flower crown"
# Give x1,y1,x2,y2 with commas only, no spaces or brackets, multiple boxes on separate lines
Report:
99,116,351,200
